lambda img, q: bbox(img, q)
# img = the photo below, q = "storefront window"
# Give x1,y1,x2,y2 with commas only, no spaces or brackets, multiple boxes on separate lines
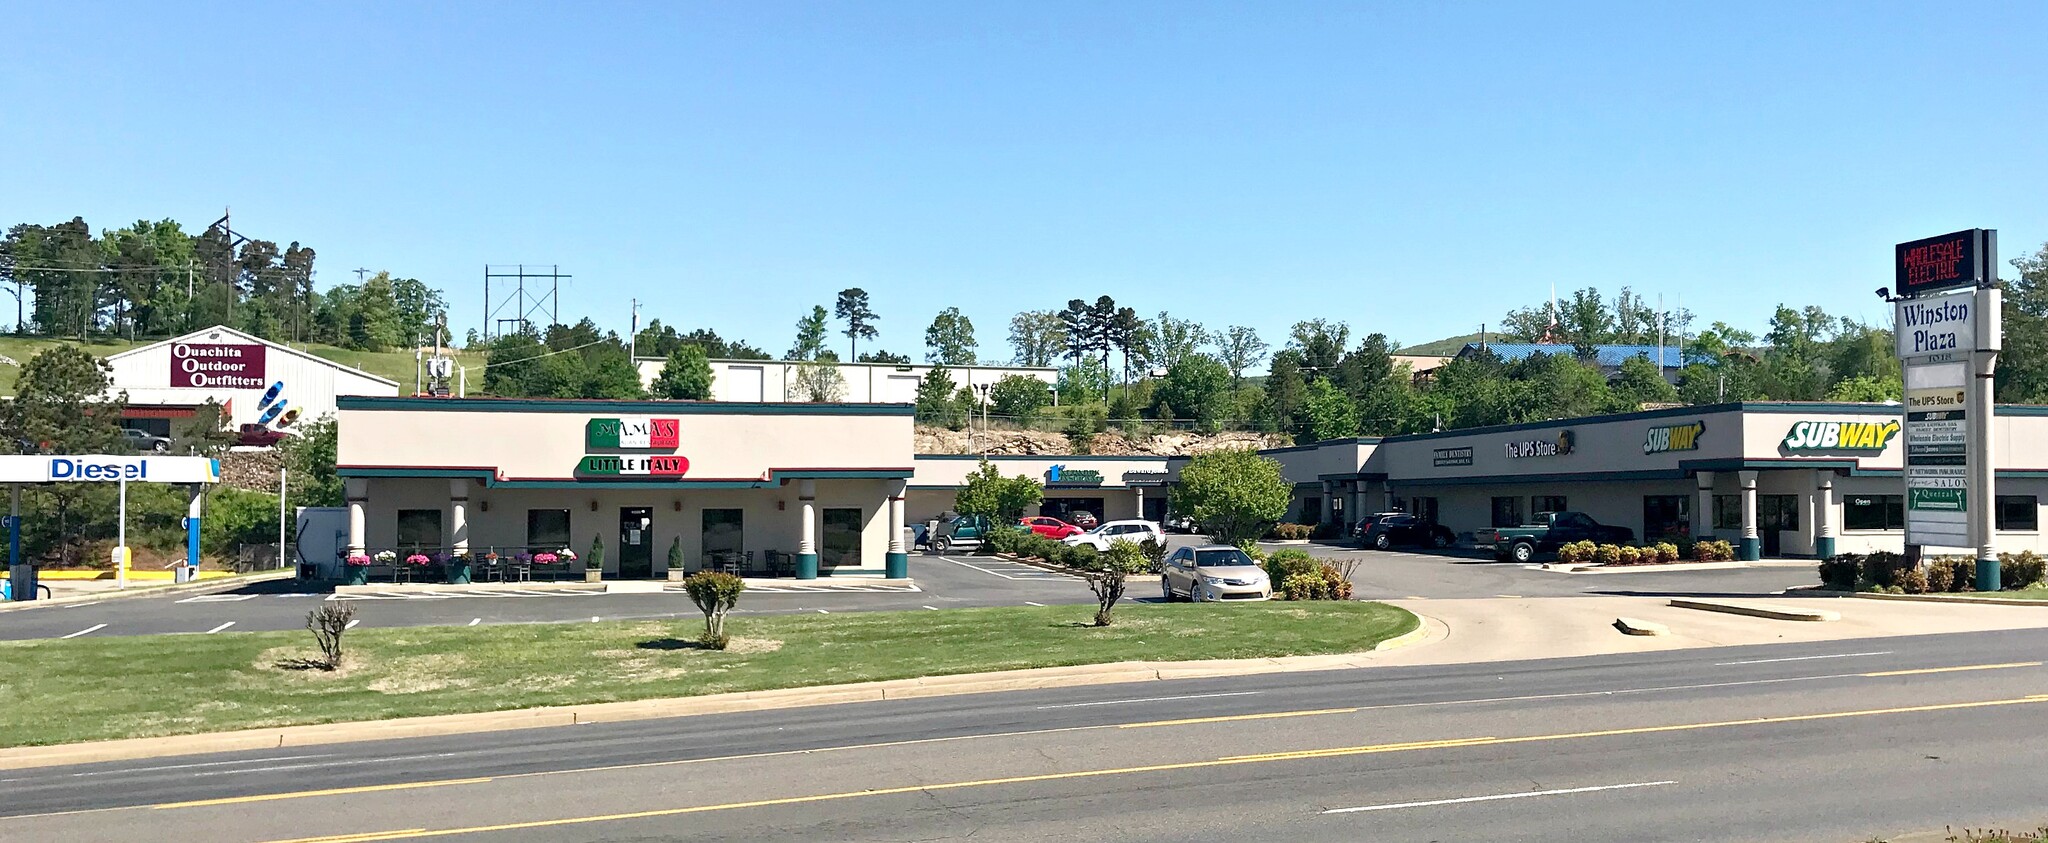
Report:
1998,496,2039,531
1490,497,1522,528
1407,497,1439,524
1300,496,1322,525
821,508,863,568
1713,495,1742,531
703,509,744,558
397,509,442,551
1531,496,1567,516
1845,495,1905,531
1759,495,1800,532
1643,496,1690,542
526,509,571,549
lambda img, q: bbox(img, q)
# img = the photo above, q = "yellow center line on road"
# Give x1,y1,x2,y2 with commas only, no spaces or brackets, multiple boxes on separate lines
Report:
1118,708,1357,729
1861,661,2041,677
250,693,2048,843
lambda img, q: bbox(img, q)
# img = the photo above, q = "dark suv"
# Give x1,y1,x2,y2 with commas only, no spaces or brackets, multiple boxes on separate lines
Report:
1352,512,1456,550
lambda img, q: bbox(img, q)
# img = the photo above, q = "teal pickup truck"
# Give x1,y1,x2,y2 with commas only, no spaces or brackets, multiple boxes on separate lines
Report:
1474,511,1635,563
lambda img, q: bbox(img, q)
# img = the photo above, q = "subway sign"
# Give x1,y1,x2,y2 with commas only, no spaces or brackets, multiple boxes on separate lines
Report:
1781,420,1900,452
576,455,691,476
585,417,680,450
1643,421,1704,455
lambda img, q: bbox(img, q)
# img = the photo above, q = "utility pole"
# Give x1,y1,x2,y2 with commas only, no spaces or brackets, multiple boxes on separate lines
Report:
629,298,640,360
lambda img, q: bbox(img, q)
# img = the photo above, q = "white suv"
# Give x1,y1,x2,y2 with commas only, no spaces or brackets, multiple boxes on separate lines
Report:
1062,520,1166,551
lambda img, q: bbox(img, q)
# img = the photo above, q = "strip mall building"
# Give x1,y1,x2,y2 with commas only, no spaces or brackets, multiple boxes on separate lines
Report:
331,398,2046,580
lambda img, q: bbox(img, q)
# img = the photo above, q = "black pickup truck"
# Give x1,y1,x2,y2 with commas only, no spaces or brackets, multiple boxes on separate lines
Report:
1473,511,1634,563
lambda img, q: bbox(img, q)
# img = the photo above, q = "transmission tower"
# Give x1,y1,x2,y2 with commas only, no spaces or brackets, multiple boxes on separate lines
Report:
482,264,568,340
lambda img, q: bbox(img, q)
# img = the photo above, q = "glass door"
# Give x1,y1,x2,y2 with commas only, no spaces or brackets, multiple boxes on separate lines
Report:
617,507,653,578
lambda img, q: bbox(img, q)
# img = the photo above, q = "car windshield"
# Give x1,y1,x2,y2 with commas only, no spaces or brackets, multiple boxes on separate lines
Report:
1193,549,1255,567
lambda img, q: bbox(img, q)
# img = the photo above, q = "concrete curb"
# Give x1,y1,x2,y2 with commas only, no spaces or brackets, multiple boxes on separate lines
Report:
1613,617,1669,636
1668,598,1840,622
1534,560,1814,575
0,609,1429,771
1851,591,2048,607
329,578,918,596
0,570,295,612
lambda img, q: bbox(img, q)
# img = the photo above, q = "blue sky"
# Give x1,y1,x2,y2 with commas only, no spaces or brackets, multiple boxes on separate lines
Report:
4,2,2044,359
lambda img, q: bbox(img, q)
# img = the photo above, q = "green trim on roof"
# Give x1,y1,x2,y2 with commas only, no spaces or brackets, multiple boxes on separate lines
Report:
913,454,1173,463
337,396,914,416
338,467,493,479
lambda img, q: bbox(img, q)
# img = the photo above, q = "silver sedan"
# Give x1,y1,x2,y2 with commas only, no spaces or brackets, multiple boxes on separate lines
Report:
1160,545,1272,602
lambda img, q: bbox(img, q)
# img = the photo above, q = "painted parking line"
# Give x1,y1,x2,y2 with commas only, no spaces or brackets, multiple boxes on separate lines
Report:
60,624,107,639
205,622,236,634
343,619,360,630
1321,780,1677,815
468,618,481,626
177,594,259,603
937,556,1075,581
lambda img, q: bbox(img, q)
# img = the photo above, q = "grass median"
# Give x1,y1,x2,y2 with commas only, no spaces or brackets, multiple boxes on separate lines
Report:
0,601,1416,748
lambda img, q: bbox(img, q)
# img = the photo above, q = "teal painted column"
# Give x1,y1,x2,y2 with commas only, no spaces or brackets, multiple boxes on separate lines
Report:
1977,558,2001,592
796,479,818,580
185,484,204,569
1737,470,1761,562
1813,469,1836,560
885,478,909,579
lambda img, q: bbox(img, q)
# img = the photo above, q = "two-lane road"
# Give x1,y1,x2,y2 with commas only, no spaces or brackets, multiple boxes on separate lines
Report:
8,627,2046,842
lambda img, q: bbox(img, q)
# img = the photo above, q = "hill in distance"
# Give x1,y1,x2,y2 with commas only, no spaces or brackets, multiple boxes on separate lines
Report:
1397,333,1482,356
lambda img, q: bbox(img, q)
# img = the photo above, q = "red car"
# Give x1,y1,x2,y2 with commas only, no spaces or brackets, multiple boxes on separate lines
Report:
1019,517,1083,539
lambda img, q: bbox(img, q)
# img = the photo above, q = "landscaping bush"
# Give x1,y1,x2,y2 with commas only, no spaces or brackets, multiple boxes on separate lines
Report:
983,526,1026,556
1318,562,1355,600
1944,558,1976,592
1264,549,1320,594
1617,546,1642,565
1653,542,1680,563
1591,544,1621,566
1895,566,1930,594
1084,540,1149,626
1925,558,1956,593
1859,551,1908,590
306,604,355,671
1137,538,1166,573
1675,539,1698,560
2002,550,2047,589
1310,521,1344,540
1693,540,1735,562
1267,523,1314,541
1818,554,1861,589
1063,543,1099,569
1281,572,1330,601
682,571,746,650
1233,540,1266,561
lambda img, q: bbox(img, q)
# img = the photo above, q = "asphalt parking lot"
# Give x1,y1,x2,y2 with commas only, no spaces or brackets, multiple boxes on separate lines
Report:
0,538,1820,641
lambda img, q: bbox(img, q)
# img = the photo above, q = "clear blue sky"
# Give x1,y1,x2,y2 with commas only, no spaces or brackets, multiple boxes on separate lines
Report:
5,2,2044,359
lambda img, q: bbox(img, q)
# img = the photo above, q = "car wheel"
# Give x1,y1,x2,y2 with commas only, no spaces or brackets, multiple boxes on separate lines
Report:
1162,577,1176,602
933,536,951,554
1373,533,1392,551
152,441,169,453
1431,531,1451,549
1510,542,1535,564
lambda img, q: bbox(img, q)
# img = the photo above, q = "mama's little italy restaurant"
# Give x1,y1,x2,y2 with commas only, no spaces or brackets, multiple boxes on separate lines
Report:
335,398,917,579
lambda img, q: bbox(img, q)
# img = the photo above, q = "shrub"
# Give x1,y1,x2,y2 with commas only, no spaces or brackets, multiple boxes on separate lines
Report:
1310,521,1344,540
1945,558,1977,592
1318,561,1355,600
1085,540,1151,626
1232,540,1266,562
1138,539,1167,573
1694,540,1735,562
983,526,1026,556
683,571,747,649
1653,542,1680,563
1675,539,1698,561
587,533,605,573
1064,543,1099,569
1925,559,1955,593
2002,551,2047,590
1591,544,1621,566
1557,541,1594,565
306,604,355,671
1281,572,1330,601
1895,566,1930,594
1267,523,1314,541
1819,554,1861,589
1617,546,1641,565
1264,549,1320,595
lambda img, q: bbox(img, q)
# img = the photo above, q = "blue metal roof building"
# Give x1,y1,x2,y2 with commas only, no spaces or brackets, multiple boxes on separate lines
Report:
1457,343,1683,369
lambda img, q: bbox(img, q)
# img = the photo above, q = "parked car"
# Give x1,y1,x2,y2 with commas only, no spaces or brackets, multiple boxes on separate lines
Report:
1352,513,1456,550
1062,519,1165,551
1067,511,1100,529
1474,511,1634,563
1164,514,1199,534
1160,545,1272,602
122,428,171,453
1019,516,1083,540
236,424,290,448
929,513,997,553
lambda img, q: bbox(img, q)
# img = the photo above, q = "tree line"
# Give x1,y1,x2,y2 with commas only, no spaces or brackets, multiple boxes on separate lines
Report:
1,214,447,352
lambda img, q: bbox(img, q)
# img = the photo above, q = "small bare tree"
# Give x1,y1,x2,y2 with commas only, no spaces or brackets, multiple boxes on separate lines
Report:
307,604,356,670
1086,541,1152,627
683,571,747,649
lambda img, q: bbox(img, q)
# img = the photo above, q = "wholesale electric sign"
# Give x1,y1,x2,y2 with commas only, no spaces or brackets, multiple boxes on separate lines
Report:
1895,229,1990,296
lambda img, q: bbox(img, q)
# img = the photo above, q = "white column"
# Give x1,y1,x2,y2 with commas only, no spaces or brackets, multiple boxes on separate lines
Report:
1813,469,1835,559
798,479,817,556
1738,470,1760,561
449,479,470,554
1319,481,1334,525
345,477,368,555
1132,486,1145,522
1694,471,1716,539
888,480,907,555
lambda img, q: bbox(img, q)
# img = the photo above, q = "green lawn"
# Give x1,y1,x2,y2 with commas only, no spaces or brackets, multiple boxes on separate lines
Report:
0,601,1416,747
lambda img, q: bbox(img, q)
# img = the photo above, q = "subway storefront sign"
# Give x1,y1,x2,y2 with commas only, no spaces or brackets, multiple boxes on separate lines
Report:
1781,420,1900,452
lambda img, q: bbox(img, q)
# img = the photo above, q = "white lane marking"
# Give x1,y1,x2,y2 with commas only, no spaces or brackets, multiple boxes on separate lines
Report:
815,609,830,614
922,605,940,611
63,602,101,608
204,622,235,634
60,624,106,639
48,754,334,779
1322,780,1677,814
590,616,601,623
1035,691,1262,710
1716,651,1891,666
344,619,360,630
1024,601,1046,607
177,594,257,603
468,618,481,626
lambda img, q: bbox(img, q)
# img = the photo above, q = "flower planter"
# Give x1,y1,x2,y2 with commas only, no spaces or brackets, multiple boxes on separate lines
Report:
584,567,603,583
446,563,471,585
666,567,686,582
345,566,370,586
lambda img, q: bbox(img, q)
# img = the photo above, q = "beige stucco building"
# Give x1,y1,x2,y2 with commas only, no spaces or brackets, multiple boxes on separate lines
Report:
335,397,916,579
906,455,1172,526
1270,402,2048,560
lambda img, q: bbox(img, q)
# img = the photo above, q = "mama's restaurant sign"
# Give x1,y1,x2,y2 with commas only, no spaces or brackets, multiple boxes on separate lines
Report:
585,417,680,450
1781,420,1899,452
576,455,691,476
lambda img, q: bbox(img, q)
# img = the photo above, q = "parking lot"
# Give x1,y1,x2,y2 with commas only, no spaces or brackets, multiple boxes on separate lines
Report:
0,537,1820,641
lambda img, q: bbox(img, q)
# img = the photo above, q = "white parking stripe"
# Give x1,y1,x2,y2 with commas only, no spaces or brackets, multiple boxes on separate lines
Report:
1322,781,1676,814
468,618,481,626
1024,601,1046,606
60,624,107,639
205,622,235,634
344,619,360,630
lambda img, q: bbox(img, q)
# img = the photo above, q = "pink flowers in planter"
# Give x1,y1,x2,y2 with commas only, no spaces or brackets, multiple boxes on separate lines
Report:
344,555,373,567
533,552,559,564
405,554,431,566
